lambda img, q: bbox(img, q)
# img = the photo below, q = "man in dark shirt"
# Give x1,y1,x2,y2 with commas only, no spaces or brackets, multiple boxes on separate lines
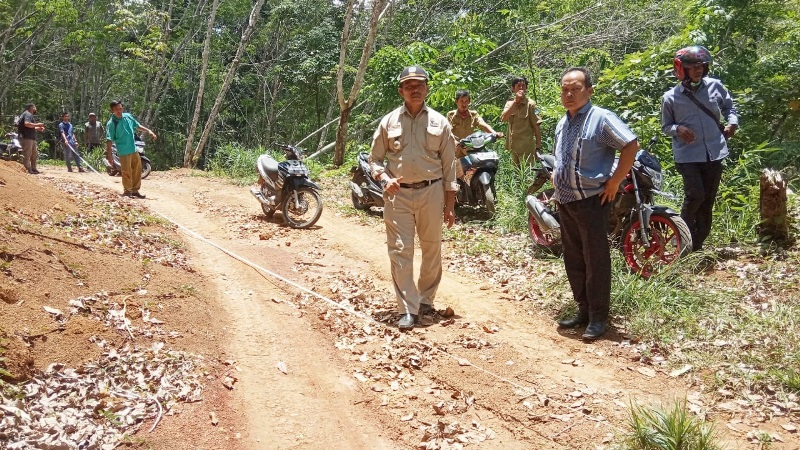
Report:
18,103,45,174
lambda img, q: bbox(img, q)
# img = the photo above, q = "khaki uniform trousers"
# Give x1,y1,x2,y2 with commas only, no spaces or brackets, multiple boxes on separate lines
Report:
383,182,445,315
119,151,142,193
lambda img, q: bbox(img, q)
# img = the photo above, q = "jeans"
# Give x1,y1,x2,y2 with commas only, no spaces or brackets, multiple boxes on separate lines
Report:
64,142,82,170
675,160,723,251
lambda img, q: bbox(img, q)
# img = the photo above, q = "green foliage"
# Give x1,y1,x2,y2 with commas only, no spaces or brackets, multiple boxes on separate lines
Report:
622,400,722,450
206,143,260,182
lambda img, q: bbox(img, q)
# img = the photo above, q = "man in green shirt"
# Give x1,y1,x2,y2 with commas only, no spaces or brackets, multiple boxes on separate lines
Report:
105,101,157,198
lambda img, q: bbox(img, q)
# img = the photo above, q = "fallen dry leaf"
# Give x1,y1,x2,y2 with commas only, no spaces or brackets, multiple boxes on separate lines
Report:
276,361,288,374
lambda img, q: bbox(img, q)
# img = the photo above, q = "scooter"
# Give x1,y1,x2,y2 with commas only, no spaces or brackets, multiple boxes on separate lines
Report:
251,143,323,229
0,132,23,161
349,152,384,211
456,131,501,214
104,135,152,179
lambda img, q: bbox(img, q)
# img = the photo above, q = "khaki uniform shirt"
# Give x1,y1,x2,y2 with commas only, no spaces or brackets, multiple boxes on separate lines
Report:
369,104,458,192
84,121,105,144
446,109,492,140
503,99,542,155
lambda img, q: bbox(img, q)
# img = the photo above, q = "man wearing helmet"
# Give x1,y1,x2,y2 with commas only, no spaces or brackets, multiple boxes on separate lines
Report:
661,45,739,252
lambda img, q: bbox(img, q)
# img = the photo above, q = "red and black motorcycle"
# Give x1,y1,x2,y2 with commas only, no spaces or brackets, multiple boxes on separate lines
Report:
526,137,692,277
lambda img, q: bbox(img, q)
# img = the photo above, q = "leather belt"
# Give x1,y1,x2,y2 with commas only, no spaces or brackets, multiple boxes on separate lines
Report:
399,178,441,189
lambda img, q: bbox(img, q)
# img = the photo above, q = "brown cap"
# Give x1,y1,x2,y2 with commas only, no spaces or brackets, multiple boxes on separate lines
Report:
398,66,429,84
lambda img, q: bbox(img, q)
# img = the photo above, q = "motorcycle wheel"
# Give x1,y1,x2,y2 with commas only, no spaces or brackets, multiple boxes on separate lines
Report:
480,184,496,214
527,190,562,254
282,186,323,229
141,160,152,179
350,190,371,211
261,202,277,218
622,211,692,278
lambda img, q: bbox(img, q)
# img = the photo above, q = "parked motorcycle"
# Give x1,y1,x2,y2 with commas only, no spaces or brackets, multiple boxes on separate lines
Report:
456,131,501,214
104,135,152,178
526,136,692,277
251,143,323,229
349,152,384,211
0,132,22,161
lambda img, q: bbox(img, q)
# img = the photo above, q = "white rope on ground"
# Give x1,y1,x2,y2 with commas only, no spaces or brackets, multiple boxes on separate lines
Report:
153,210,539,396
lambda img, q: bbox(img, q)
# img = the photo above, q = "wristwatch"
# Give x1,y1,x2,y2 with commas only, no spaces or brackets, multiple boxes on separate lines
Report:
380,178,389,189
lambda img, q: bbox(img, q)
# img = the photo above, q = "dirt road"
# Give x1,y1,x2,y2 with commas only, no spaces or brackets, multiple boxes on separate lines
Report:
49,167,785,449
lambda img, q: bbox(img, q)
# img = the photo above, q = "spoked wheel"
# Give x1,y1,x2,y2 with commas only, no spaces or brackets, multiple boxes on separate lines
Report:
261,202,277,218
527,190,562,254
282,186,323,229
351,190,371,210
622,211,692,277
479,183,496,214
141,160,152,179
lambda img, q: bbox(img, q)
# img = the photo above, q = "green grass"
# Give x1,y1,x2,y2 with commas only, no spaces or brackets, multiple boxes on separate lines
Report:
621,400,723,450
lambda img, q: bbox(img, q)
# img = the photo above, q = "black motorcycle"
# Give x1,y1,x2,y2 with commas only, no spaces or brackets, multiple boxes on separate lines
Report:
349,152,384,211
526,137,692,277
0,132,23,161
456,131,501,214
251,143,323,229
105,135,152,179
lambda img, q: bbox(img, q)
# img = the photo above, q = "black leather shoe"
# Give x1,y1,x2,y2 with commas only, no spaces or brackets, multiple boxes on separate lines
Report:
418,304,435,316
581,321,607,340
557,315,589,329
397,313,417,330
130,191,146,199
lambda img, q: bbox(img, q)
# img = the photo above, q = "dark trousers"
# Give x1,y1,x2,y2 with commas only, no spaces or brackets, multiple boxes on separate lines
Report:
675,160,723,251
559,195,611,322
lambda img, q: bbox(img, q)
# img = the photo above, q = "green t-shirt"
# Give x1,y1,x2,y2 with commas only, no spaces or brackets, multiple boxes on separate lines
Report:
105,113,140,156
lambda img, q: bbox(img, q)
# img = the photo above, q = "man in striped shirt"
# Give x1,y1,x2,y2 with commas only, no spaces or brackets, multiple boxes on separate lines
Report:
553,67,639,340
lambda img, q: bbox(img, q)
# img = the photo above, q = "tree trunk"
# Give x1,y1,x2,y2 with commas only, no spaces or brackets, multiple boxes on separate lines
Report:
187,0,267,168
759,168,789,242
183,0,221,167
335,106,353,164
332,0,391,167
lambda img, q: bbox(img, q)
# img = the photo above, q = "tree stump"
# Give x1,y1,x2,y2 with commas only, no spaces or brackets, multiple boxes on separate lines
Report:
759,168,789,242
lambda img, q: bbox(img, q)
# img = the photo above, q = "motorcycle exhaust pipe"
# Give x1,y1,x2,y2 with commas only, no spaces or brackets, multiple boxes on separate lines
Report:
250,187,276,206
526,195,560,232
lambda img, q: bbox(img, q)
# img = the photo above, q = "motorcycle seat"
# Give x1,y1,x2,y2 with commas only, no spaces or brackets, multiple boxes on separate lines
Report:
257,154,280,180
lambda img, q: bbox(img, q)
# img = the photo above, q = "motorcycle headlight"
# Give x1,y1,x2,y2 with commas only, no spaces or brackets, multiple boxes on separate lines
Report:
646,166,663,190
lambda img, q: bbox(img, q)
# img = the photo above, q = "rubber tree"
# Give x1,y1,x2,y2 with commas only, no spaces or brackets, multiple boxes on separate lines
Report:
333,0,391,167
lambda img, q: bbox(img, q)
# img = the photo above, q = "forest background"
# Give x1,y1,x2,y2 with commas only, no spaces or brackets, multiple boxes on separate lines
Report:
1,0,799,222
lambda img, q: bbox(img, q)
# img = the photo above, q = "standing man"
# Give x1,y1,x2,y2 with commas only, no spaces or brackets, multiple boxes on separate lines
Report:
369,66,458,330
553,67,639,340
18,103,45,174
59,113,85,172
661,45,738,252
501,76,542,166
84,112,105,152
105,101,157,199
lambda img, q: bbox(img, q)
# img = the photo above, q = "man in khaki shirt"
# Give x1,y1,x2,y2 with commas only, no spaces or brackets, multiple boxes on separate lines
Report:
447,89,503,178
501,76,542,166
369,65,458,330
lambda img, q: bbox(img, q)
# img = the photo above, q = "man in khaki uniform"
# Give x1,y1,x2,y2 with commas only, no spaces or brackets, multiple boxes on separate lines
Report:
447,89,502,178
369,66,458,330
501,76,542,166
